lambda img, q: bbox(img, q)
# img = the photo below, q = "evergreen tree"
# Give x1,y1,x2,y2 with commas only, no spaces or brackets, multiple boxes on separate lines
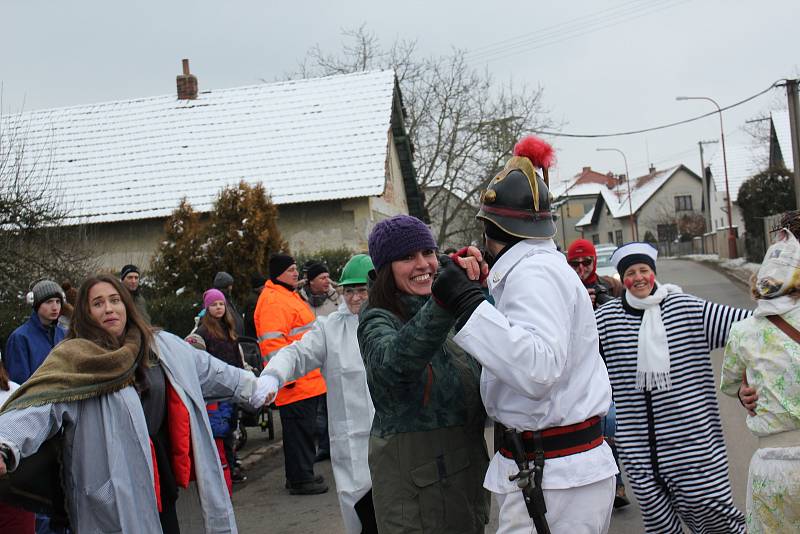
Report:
737,168,795,261
149,182,287,303
149,199,204,295
205,182,288,302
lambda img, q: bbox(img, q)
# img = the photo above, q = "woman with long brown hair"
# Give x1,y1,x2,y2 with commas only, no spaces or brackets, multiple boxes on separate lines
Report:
0,274,269,533
357,215,490,533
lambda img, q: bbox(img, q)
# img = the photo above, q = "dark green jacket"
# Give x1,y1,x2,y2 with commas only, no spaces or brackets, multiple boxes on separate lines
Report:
359,295,489,533
357,295,485,438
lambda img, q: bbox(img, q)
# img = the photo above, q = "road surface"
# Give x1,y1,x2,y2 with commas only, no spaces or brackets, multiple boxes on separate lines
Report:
231,258,757,533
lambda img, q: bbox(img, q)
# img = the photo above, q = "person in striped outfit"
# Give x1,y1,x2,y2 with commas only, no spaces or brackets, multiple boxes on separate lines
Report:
594,242,750,533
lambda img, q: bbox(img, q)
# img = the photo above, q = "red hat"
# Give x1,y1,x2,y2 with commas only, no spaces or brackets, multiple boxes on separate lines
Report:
567,239,596,261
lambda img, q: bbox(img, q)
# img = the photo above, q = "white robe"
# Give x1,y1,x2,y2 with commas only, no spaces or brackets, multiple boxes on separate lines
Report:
265,303,374,534
0,331,256,534
455,239,617,533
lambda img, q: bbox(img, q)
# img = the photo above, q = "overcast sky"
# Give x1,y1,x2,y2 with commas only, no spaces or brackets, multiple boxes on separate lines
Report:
2,0,797,184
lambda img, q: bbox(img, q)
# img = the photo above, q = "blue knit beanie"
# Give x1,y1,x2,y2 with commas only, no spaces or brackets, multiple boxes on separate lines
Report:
368,215,437,271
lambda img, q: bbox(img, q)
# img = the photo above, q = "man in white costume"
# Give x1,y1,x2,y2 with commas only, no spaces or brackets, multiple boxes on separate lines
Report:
257,255,377,534
432,136,617,533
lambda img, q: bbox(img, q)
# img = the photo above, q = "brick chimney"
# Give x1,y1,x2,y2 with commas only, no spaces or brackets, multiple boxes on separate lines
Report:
582,166,591,173
649,163,656,174
176,59,198,100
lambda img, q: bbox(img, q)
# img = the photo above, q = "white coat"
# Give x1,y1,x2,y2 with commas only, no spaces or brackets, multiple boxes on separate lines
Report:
454,239,618,492
0,331,256,534
265,302,374,534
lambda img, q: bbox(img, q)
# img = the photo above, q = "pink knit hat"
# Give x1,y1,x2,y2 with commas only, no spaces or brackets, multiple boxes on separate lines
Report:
203,288,226,309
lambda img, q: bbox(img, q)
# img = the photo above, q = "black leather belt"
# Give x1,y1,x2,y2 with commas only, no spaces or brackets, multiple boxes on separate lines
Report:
497,416,603,460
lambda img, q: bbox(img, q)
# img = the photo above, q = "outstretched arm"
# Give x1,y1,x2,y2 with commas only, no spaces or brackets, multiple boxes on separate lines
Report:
264,319,328,385
704,301,752,350
0,402,74,473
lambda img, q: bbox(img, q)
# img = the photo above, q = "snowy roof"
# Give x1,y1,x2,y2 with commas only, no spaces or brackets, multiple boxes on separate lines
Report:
551,167,617,198
1,69,399,224
772,110,794,171
706,143,768,203
575,206,595,227
599,165,684,218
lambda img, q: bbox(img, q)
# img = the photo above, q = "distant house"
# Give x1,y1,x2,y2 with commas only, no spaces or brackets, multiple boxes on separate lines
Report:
1,63,427,269
550,167,619,250
576,165,704,246
706,144,764,236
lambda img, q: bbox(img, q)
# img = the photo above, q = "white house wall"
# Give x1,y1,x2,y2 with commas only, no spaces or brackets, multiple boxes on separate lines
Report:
369,131,410,224
708,182,745,235
636,168,704,239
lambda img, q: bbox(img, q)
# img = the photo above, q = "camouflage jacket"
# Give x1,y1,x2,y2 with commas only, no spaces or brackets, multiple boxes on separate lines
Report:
358,295,485,438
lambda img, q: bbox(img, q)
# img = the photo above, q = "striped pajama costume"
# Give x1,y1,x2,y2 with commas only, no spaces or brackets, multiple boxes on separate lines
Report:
595,292,750,533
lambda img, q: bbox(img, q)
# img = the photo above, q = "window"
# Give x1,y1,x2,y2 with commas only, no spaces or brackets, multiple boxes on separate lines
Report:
607,232,614,243
591,234,600,245
675,195,693,212
657,223,678,242
615,230,623,245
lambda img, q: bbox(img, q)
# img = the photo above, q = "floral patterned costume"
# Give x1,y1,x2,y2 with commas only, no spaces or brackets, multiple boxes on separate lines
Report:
722,304,800,533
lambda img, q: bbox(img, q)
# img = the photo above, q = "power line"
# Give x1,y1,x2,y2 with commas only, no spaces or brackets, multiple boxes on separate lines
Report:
465,0,689,64
533,80,782,139
464,0,656,60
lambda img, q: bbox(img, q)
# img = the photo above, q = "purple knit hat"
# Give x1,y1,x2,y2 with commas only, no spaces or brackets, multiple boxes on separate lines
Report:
368,215,437,271
203,288,226,309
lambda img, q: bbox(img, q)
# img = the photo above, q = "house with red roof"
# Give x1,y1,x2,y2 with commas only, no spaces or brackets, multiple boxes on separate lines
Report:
575,164,704,248
550,166,619,250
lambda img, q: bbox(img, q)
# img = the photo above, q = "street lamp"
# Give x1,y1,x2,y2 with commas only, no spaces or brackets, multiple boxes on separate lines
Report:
676,95,737,258
596,147,638,241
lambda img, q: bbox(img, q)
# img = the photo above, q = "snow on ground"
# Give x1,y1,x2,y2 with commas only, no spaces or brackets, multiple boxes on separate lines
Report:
682,253,759,285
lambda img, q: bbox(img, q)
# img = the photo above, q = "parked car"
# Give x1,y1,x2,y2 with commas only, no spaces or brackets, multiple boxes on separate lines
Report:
594,244,619,279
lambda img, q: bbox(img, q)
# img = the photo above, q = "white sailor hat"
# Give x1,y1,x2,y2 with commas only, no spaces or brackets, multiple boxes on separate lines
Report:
610,242,658,275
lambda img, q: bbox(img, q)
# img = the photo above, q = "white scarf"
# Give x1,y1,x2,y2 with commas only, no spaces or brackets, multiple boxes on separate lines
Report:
754,295,800,317
625,282,683,391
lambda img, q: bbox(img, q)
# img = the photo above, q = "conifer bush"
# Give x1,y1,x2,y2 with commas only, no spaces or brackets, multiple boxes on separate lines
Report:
149,181,287,305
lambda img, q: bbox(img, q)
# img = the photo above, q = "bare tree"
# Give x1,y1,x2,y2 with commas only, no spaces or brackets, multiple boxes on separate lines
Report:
294,26,555,247
641,199,705,242
0,109,98,339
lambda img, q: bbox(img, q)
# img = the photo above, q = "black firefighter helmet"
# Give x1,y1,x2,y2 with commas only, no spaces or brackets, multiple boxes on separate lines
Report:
477,135,556,240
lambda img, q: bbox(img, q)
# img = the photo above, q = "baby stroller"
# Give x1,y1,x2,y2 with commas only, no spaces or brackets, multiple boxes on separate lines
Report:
235,336,276,449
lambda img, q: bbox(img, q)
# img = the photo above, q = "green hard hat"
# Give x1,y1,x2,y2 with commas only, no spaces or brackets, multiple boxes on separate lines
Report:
339,254,374,286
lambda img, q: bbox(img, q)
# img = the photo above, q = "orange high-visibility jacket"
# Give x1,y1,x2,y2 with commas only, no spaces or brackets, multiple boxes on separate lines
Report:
254,280,326,406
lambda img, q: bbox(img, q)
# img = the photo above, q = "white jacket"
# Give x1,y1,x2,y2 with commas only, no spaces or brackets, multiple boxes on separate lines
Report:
0,331,256,533
454,239,617,491
265,302,374,534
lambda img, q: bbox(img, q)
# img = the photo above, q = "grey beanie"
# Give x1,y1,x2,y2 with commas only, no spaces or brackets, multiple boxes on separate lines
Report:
31,280,65,310
213,271,235,289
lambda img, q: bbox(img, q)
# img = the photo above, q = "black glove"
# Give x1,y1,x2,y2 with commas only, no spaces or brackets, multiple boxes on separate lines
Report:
432,255,486,320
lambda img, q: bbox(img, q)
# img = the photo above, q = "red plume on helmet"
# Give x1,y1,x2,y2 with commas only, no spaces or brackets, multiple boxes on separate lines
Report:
513,135,555,169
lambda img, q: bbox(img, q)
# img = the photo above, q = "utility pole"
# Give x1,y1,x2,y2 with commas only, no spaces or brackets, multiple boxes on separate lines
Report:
596,148,637,240
698,139,718,233
785,79,800,209
677,95,737,257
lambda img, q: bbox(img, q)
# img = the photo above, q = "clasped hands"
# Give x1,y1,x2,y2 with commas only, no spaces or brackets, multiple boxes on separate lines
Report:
431,246,489,318
250,373,280,409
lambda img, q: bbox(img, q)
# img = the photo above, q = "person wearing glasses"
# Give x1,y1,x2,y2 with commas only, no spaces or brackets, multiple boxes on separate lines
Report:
567,239,629,508
257,254,379,534
567,239,622,310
